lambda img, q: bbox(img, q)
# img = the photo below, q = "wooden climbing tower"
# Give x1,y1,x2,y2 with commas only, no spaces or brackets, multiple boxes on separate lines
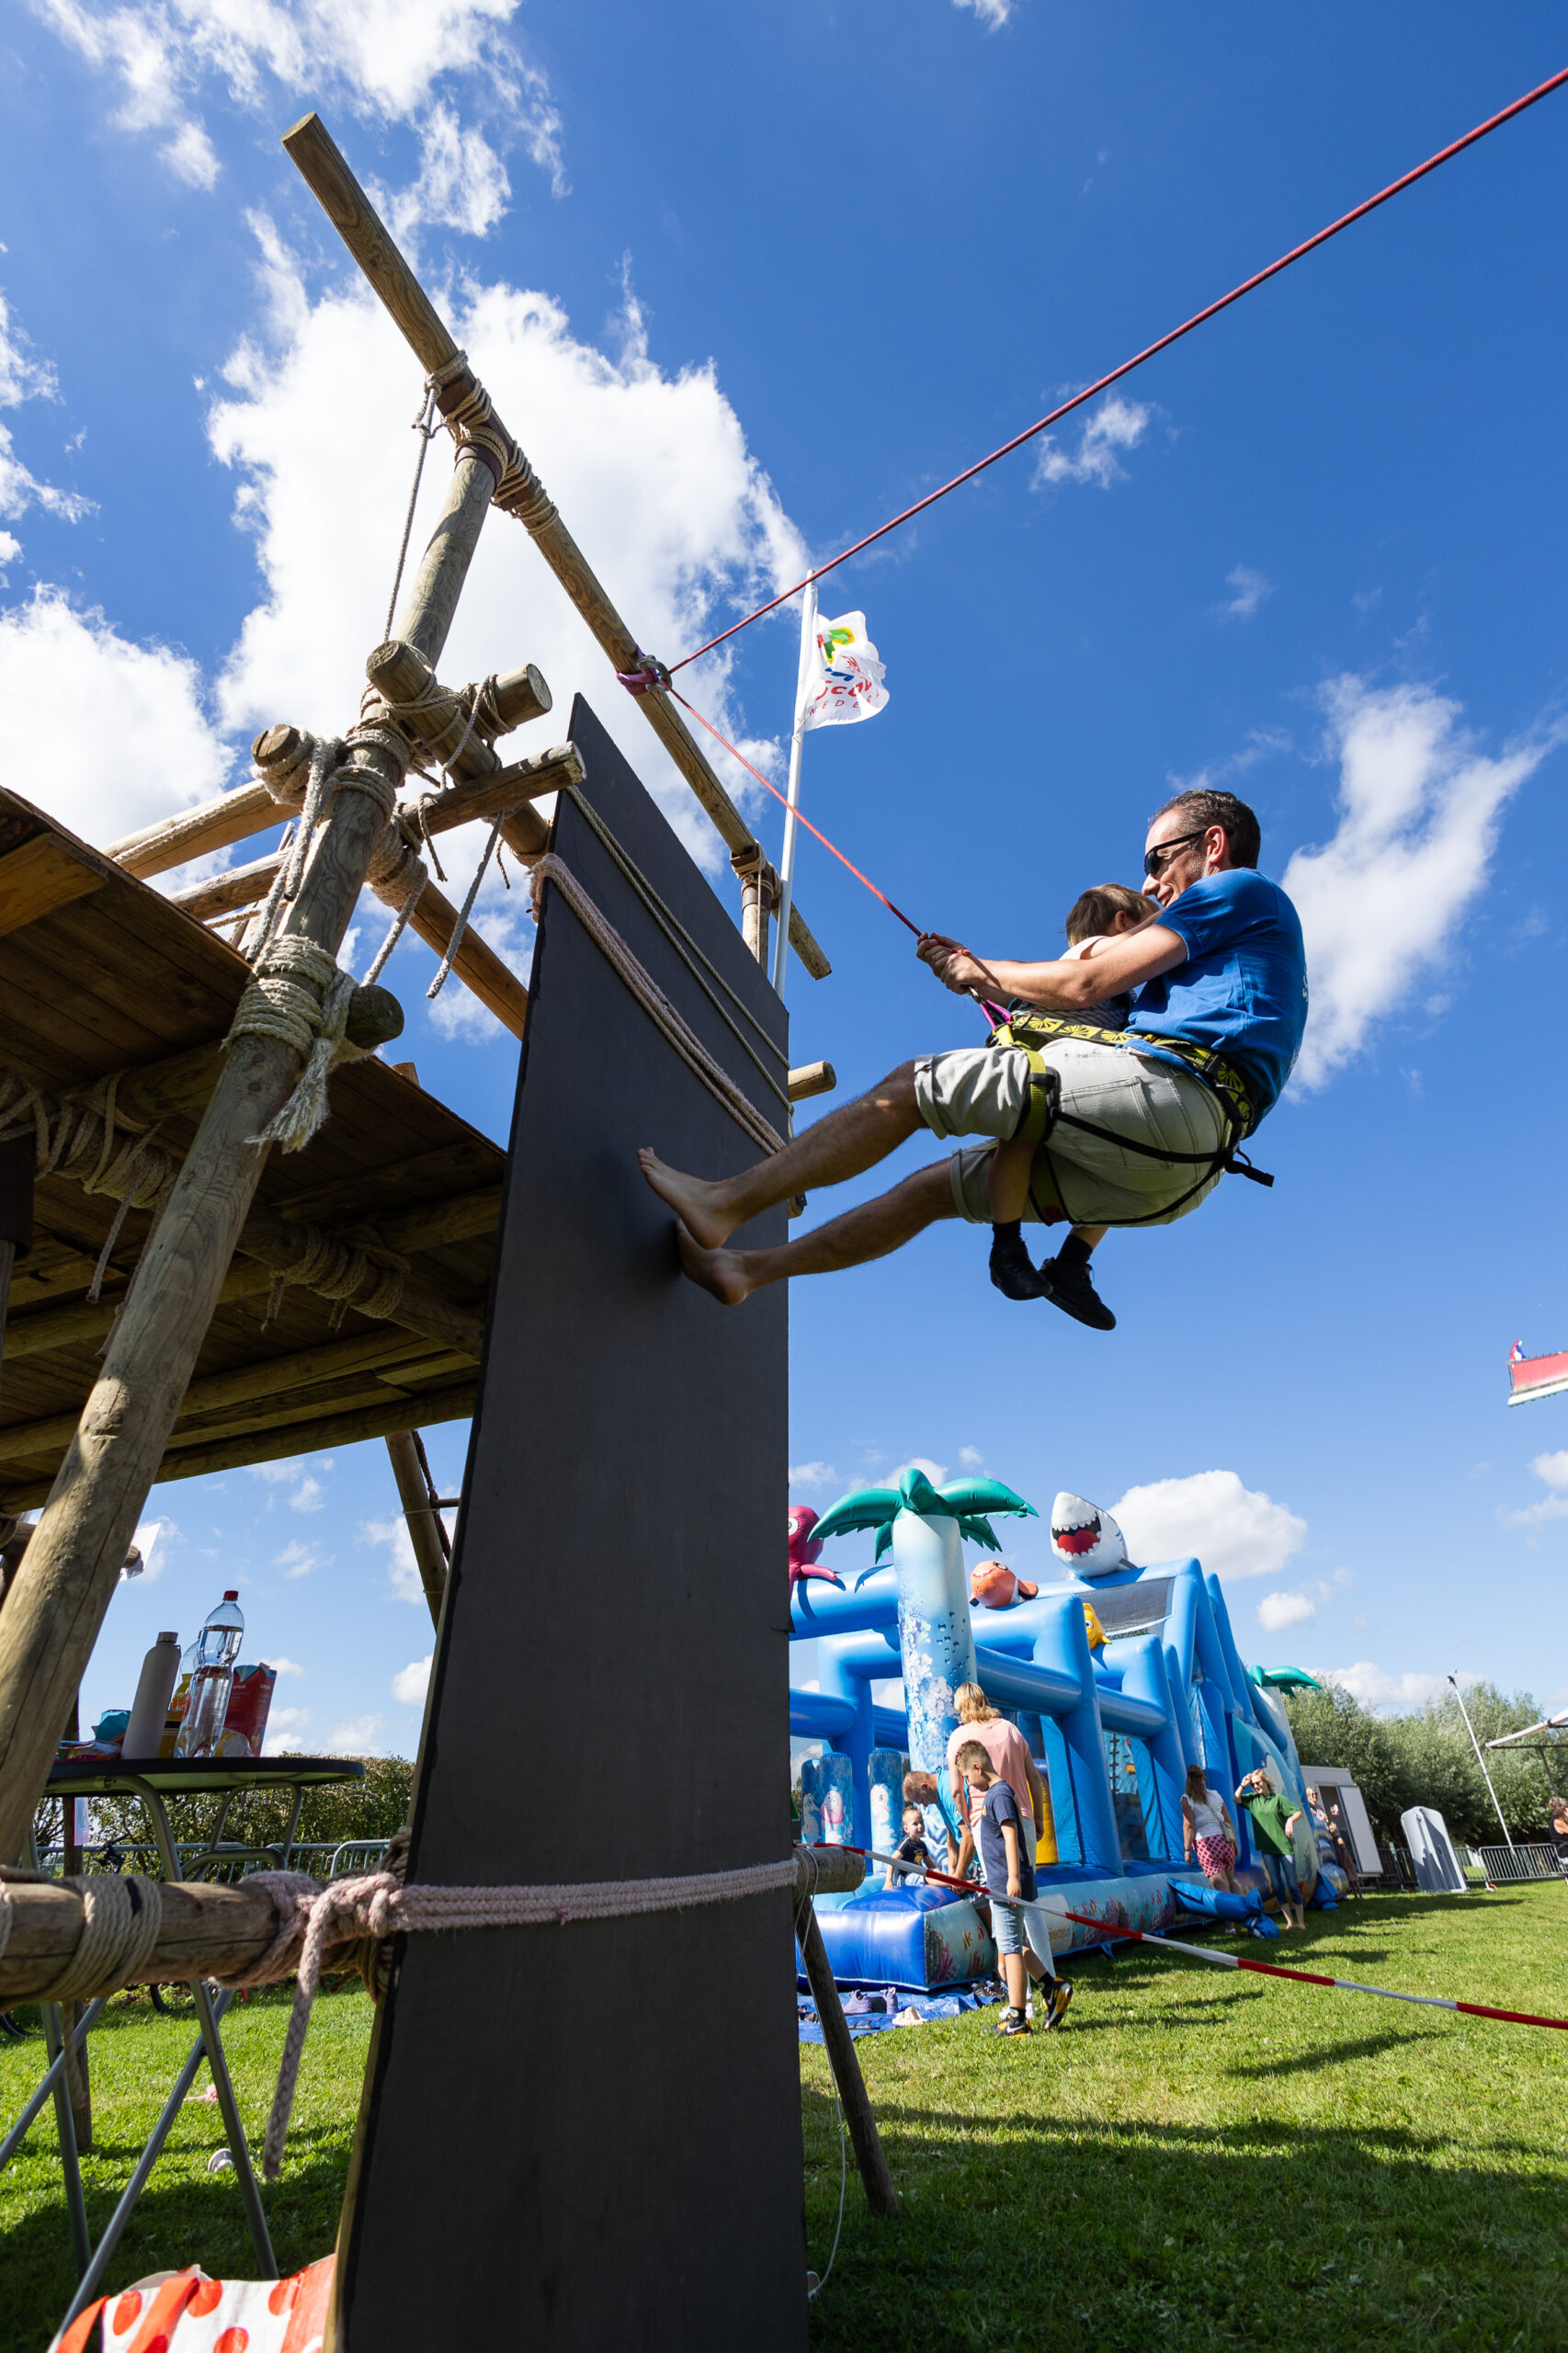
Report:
0,109,846,2350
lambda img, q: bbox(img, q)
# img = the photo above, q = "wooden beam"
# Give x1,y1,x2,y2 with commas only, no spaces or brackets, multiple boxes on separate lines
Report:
365,640,551,779
1,1188,500,1365
0,337,502,1863
787,1061,836,1104
393,875,529,1040
0,1846,858,2004
384,1429,449,1628
281,111,830,984
0,1329,449,1467
0,835,106,940
236,1211,486,1358
105,780,281,881
167,853,289,923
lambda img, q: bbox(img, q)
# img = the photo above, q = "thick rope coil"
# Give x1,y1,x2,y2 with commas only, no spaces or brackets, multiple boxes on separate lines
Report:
227,937,363,1155
529,856,785,1157
261,1222,408,1333
32,1873,166,2004
224,1855,797,2178
0,1069,178,1298
494,447,558,532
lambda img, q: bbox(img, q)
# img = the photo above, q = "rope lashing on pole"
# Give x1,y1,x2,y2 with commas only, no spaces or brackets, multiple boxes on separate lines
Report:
0,1070,178,1302
854,1846,1568,2035
664,63,1568,677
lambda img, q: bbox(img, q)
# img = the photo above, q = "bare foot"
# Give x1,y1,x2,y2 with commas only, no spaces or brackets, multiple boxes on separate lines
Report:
638,1148,736,1249
675,1220,753,1306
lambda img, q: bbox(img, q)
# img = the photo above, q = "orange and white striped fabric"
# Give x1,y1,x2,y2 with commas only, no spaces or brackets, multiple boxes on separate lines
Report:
52,2256,334,2353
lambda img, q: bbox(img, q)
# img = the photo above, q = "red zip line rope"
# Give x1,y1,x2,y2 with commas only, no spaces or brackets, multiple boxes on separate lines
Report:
811,1843,1568,2036
668,686,925,938
670,63,1568,677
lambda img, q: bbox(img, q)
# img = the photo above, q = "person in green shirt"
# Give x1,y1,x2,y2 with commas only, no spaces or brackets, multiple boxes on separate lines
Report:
1235,1768,1306,1931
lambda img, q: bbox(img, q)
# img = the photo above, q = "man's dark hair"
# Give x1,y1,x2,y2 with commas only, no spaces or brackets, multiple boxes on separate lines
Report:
1150,788,1261,870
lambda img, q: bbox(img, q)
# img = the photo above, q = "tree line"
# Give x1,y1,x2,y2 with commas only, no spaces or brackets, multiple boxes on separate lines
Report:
1282,1681,1567,1846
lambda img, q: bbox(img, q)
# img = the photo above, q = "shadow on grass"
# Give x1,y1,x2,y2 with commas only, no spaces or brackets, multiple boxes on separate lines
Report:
1,2128,347,2353
805,2091,1568,2352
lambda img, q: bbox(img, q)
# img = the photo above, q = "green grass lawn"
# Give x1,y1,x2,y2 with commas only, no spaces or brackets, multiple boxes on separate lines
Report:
804,1885,1568,2352
2,1887,1564,2351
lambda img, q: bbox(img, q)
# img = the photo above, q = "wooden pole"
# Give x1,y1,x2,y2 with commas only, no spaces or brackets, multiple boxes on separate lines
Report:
364,641,550,777
786,1061,836,1104
106,781,281,880
384,1429,449,1628
0,1846,864,2003
280,111,831,984
0,417,498,1865
0,1134,33,1414
796,1901,899,2218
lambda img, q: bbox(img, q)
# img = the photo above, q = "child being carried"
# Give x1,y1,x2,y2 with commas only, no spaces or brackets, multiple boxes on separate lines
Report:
987,881,1159,1327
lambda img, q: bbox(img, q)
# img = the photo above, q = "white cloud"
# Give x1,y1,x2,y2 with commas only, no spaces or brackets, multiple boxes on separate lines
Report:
275,1539,320,1578
788,1461,838,1491
289,1475,324,1514
0,289,92,531
1324,1664,1475,1712
1220,564,1272,621
361,1514,426,1606
1500,1450,1568,1529
392,1654,432,1706
959,1446,984,1468
322,1712,386,1755
0,530,20,577
268,1654,304,1677
1283,678,1560,1089
1109,1469,1307,1582
31,0,564,222
952,0,1012,21
1034,396,1152,492
203,226,806,1017
0,588,233,851
893,1457,949,1490
263,1704,311,1751
1257,1587,1316,1633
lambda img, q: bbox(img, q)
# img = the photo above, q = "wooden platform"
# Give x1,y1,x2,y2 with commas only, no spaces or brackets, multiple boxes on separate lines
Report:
0,788,504,1511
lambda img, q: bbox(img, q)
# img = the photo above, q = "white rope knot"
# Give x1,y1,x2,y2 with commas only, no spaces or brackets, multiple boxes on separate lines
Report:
227,937,364,1154
240,1856,796,2179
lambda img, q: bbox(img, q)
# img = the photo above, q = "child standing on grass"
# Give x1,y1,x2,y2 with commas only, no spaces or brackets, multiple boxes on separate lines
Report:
987,882,1160,1325
957,1739,1072,2038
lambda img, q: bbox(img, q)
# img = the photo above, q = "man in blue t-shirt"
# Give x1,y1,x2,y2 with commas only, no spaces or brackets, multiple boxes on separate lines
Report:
637,790,1307,1325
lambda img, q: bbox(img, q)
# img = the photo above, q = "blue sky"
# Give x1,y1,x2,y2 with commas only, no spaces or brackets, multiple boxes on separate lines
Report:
3,4,1566,1753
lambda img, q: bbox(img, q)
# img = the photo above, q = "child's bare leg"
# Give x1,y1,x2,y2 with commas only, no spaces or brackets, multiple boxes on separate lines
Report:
1002,1951,1028,2011
987,1139,1048,1302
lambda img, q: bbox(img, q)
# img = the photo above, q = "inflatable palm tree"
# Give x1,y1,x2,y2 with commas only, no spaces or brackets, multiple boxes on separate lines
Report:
813,1466,1037,1804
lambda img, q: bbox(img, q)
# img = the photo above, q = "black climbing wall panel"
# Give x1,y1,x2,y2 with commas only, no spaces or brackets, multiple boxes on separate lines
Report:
336,699,804,2350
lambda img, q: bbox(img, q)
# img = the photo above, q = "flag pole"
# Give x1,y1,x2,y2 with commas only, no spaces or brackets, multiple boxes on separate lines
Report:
770,580,818,999
1449,1675,1515,1850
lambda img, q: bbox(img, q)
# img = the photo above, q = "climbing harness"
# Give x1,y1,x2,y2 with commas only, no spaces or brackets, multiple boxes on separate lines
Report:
666,64,1568,676
988,1008,1275,1226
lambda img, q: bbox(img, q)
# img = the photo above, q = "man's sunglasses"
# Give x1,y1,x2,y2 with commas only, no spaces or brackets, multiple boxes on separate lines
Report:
1142,827,1208,879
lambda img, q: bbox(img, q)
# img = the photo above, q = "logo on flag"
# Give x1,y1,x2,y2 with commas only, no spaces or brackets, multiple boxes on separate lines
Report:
800,610,889,731
1511,1340,1526,1363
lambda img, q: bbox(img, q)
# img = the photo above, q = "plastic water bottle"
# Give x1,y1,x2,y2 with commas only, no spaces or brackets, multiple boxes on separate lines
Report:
176,1591,245,1757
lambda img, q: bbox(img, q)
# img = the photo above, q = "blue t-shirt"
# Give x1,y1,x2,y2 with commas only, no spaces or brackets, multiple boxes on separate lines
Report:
1127,868,1307,1118
976,1779,1037,1902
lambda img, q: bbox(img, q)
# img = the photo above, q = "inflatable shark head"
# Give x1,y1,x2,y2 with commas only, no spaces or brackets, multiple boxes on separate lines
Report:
1050,1492,1131,1580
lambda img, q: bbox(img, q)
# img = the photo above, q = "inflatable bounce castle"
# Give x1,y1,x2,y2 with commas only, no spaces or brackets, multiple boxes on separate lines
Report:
790,1470,1345,1989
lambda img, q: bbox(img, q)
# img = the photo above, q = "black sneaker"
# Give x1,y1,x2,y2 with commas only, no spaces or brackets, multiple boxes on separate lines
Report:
1038,1254,1116,1330
1040,1979,1074,2029
990,1223,1048,1302
994,2006,1031,2037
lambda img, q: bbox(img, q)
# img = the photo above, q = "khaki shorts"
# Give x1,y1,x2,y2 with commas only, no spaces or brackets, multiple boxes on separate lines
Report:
913,1040,1229,1229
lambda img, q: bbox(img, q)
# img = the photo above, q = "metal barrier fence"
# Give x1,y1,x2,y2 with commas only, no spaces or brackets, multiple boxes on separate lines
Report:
1473,1844,1566,1884
32,1837,392,1883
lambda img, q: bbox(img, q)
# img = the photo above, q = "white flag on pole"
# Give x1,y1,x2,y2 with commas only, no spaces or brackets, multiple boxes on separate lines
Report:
799,610,889,731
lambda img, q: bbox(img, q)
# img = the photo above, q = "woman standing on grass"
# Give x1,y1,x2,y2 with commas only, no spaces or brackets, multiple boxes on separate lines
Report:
1182,1767,1241,1893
